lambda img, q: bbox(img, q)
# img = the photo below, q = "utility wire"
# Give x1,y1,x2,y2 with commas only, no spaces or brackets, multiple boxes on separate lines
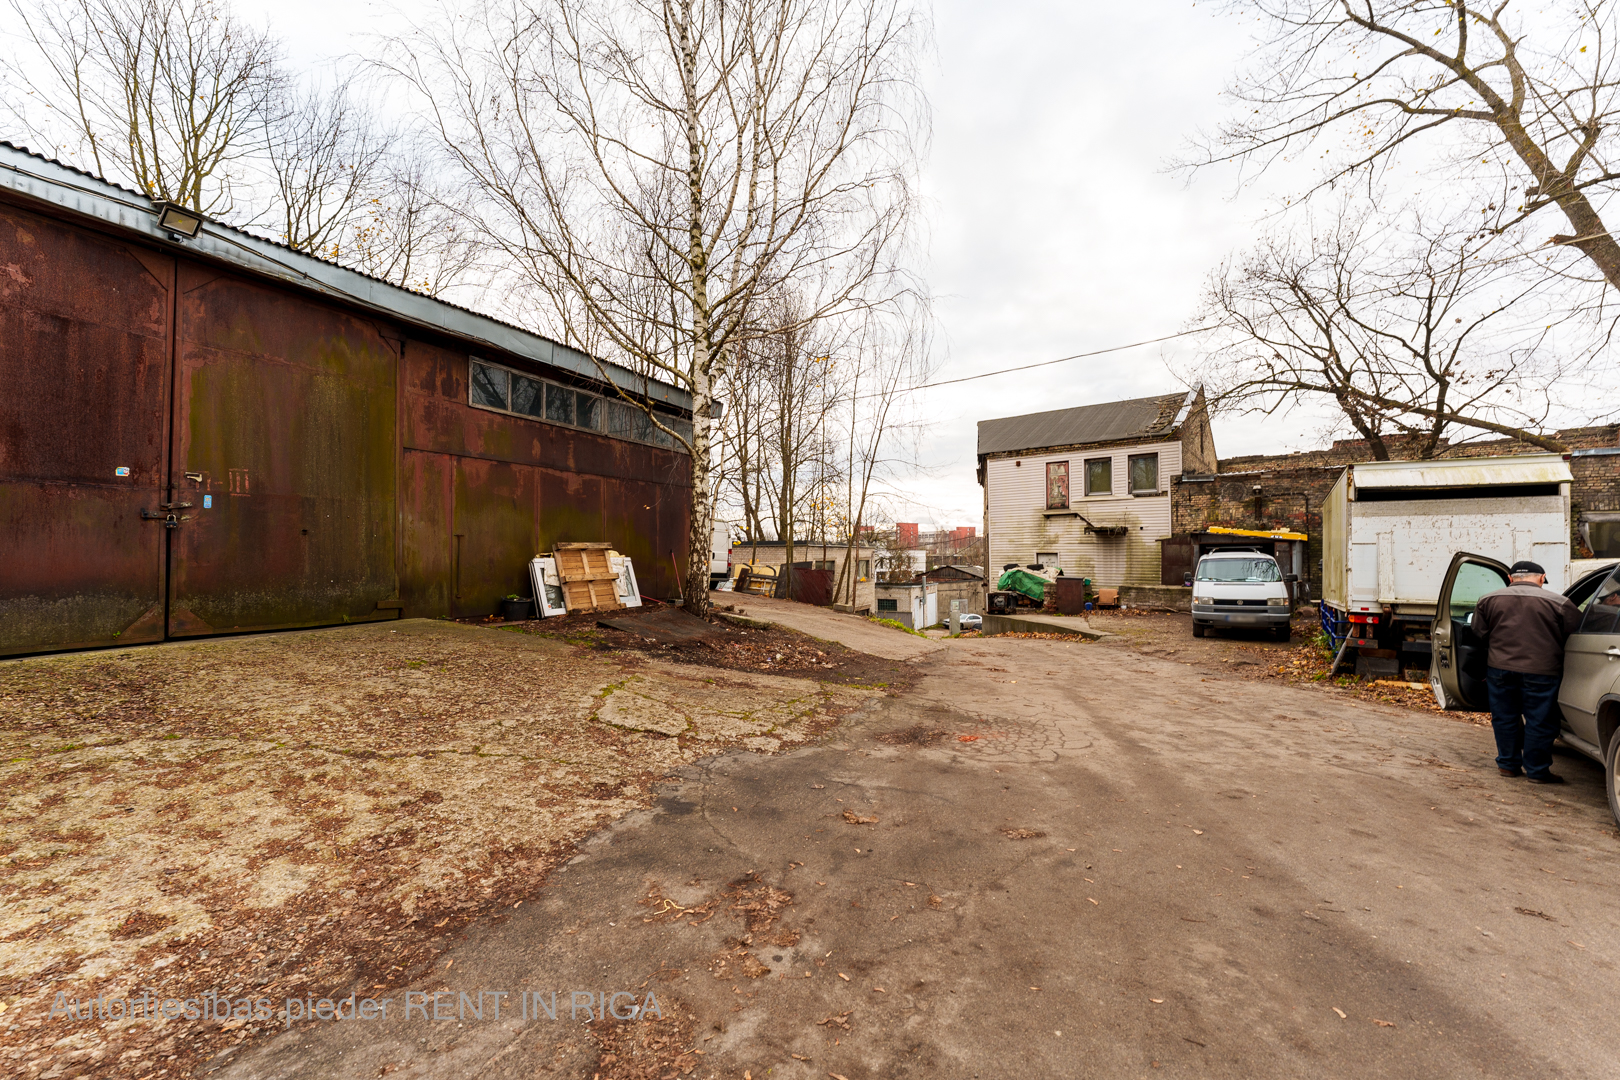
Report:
862,326,1216,400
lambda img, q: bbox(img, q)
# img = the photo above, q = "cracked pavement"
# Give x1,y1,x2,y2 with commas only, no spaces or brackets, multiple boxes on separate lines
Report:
208,627,1620,1080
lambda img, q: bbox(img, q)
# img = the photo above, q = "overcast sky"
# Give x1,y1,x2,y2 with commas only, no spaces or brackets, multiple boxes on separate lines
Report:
247,1,1327,528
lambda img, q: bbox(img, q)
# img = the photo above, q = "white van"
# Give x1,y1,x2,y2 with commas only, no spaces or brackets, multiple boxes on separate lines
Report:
1190,549,1294,641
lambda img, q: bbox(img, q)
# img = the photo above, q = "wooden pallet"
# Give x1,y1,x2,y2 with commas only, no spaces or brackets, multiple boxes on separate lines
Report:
554,543,623,612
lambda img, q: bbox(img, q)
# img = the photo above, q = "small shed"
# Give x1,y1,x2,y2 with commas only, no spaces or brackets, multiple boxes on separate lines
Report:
920,563,988,614
874,582,938,629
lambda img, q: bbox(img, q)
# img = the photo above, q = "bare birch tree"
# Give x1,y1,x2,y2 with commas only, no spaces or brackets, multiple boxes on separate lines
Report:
832,302,931,610
1189,201,1574,453
4,0,282,215
1187,1,1620,294
381,0,928,615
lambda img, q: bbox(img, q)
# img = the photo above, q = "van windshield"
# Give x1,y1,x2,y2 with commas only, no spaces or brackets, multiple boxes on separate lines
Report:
1197,558,1281,583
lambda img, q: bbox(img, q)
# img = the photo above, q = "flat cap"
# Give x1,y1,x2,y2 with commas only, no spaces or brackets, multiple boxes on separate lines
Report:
1509,560,1546,576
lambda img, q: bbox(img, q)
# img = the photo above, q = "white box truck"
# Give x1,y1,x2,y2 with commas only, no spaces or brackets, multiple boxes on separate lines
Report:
1320,453,1573,676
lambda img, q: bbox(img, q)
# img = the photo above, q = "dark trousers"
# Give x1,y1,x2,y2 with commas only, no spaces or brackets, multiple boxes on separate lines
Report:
1486,667,1563,778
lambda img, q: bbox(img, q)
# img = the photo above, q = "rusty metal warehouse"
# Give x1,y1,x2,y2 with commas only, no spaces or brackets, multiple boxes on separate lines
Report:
0,143,695,656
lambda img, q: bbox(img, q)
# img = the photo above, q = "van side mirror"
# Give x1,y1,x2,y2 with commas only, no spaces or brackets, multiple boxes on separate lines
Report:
1182,572,1193,586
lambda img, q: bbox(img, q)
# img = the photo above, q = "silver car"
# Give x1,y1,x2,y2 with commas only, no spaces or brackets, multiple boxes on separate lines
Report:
1432,554,1620,823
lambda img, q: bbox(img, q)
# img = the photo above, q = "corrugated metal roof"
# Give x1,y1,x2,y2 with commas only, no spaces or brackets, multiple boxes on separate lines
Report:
976,392,1192,456
0,141,691,410
1350,453,1572,490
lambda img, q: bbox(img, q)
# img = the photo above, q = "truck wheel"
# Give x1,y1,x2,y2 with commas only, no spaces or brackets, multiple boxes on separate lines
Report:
1606,732,1620,830
1192,623,1205,638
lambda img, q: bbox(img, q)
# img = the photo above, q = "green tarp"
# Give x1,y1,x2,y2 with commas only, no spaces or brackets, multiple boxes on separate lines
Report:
995,568,1052,602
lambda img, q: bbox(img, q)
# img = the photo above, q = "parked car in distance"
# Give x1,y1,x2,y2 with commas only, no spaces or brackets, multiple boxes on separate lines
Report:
1190,549,1295,641
959,613,983,632
1432,554,1620,825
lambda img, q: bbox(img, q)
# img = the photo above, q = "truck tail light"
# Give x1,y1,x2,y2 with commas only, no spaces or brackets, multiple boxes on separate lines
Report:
1348,614,1378,624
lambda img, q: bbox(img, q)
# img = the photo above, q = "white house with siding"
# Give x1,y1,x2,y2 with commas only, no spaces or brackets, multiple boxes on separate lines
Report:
976,391,1217,589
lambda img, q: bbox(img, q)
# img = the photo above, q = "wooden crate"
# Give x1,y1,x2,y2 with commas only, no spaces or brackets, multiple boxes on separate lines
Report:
554,543,623,612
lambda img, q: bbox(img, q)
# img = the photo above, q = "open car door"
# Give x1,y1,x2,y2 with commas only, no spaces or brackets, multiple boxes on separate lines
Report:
1431,552,1511,711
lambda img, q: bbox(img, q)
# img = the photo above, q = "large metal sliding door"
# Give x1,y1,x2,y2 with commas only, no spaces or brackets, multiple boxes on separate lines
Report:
166,266,400,635
0,204,174,655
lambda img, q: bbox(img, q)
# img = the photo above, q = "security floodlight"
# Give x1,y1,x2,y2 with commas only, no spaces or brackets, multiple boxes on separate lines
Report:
156,203,204,240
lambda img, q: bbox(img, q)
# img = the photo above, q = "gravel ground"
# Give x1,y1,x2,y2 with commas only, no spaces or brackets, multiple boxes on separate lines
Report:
1088,608,1492,724
0,618,888,1080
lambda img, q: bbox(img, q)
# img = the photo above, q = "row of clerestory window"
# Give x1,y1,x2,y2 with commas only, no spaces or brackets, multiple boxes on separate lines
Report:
468,358,693,450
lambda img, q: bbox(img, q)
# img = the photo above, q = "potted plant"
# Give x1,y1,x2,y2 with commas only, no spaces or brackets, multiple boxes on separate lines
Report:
500,594,536,621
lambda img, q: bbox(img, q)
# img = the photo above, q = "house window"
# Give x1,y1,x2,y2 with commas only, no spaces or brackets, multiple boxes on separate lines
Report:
1037,551,1059,570
1046,461,1069,509
1128,453,1159,494
1085,457,1112,495
857,559,871,581
877,598,898,612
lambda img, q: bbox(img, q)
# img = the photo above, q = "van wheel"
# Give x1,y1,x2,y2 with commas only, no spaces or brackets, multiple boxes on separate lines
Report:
1192,623,1206,638
1606,732,1620,830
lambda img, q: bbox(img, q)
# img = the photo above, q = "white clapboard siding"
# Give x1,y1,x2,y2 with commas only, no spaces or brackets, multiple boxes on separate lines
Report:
985,440,1181,588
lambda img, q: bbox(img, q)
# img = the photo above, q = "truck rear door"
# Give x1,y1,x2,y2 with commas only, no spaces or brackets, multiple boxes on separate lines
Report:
1431,552,1510,711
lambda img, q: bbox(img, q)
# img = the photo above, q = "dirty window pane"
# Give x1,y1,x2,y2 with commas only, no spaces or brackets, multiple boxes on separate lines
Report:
469,362,508,409
1129,453,1158,493
632,409,654,443
1046,461,1069,509
545,382,574,424
574,392,599,430
605,401,636,440
670,418,693,448
650,416,674,447
510,375,544,417
857,559,871,580
877,598,898,612
1085,458,1111,495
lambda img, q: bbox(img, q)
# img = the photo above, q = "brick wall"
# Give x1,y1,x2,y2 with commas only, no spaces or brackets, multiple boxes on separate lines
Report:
1172,425,1620,574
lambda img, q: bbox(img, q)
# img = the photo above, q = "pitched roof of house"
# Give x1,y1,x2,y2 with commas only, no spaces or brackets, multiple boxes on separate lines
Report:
976,391,1194,457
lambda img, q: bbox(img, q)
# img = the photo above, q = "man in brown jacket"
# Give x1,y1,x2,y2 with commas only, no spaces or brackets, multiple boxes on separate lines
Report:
1472,560,1583,783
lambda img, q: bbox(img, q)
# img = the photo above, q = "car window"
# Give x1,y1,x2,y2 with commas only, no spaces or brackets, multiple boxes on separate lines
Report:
1196,558,1281,583
1448,561,1508,618
1576,567,1620,635
1568,564,1619,611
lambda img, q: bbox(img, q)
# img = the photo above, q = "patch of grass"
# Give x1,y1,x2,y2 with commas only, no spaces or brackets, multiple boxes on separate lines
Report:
867,617,924,637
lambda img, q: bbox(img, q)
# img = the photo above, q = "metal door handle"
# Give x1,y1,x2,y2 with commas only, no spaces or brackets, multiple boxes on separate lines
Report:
1607,646,1620,659
159,501,193,510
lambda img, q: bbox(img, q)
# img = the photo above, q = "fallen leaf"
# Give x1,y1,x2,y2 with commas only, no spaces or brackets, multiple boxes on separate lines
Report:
1087,897,1099,906
830,1074,852,1080
957,735,980,742
1373,1019,1395,1027
1149,998,1163,1004
792,1054,810,1061
1569,940,1586,949
1332,1007,1347,1019
1002,828,1045,840
838,972,851,981
1191,829,1204,835
872,987,886,993
842,810,878,825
